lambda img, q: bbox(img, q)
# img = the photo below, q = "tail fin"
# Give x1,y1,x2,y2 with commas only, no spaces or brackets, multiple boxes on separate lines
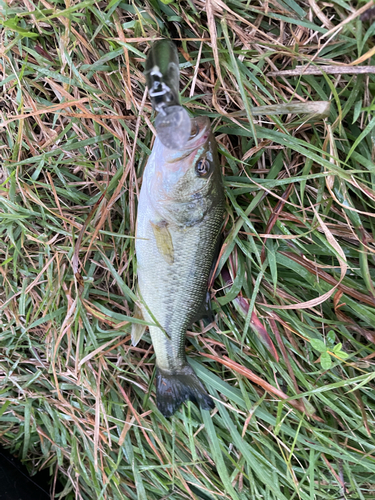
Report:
156,364,214,417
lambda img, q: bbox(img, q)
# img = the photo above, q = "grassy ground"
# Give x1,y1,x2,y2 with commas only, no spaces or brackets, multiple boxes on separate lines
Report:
1,0,375,499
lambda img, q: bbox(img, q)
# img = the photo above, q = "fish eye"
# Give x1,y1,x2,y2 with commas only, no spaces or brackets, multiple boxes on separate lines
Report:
196,158,210,176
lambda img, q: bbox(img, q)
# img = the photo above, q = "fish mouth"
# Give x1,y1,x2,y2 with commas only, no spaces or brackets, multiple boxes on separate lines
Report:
184,116,211,149
166,116,211,159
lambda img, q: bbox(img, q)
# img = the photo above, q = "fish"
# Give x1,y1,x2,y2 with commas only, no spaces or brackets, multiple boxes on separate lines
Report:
133,93,225,416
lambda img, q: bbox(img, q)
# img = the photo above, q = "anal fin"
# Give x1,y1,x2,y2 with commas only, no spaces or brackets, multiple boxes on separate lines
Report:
131,303,147,346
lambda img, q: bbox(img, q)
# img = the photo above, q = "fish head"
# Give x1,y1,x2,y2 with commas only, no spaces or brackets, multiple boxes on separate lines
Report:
149,116,223,226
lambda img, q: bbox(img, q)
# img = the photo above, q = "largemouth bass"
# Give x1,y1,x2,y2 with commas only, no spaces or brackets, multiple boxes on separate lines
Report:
134,114,225,417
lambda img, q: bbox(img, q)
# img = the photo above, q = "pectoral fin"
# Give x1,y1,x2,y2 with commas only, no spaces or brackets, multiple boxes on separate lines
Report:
150,221,174,264
131,303,147,347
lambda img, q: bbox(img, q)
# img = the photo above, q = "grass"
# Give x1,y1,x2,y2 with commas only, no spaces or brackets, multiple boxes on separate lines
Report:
0,0,375,499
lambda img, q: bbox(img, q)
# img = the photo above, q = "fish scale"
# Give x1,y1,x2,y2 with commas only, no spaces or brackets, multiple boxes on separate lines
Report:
137,199,223,370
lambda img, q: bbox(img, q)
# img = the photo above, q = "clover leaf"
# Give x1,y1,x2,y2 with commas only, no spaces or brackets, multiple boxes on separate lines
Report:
310,332,349,370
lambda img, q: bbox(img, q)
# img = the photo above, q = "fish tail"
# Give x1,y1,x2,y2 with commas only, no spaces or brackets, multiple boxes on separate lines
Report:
156,363,214,417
